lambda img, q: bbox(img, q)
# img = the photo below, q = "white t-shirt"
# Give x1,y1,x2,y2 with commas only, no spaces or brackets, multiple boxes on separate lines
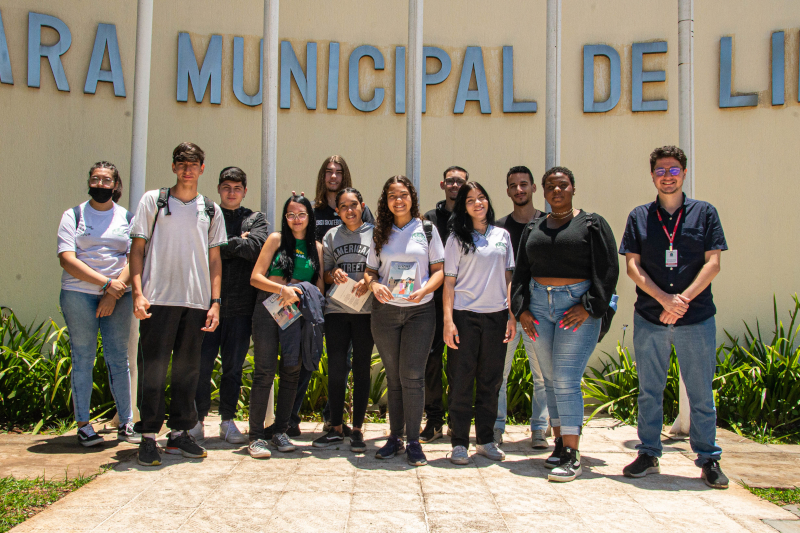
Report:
365,218,445,307
57,201,132,294
130,190,227,310
444,225,515,313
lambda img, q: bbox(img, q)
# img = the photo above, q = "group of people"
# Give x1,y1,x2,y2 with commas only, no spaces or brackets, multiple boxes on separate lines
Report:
56,142,729,488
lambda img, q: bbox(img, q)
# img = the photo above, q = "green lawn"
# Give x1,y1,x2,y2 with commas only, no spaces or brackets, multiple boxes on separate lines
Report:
0,475,95,533
743,483,800,507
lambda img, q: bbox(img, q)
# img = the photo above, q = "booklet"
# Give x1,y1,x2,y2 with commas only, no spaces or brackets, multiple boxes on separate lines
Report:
329,277,371,312
387,261,417,299
262,292,302,330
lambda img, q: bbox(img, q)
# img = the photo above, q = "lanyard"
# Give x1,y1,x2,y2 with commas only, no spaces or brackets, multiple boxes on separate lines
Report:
656,208,683,250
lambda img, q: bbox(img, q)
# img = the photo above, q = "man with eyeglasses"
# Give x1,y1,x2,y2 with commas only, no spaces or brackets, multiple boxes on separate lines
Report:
619,145,729,489
420,165,469,442
312,155,375,242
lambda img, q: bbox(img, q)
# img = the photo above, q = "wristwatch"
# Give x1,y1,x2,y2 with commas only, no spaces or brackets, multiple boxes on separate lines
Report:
210,298,222,306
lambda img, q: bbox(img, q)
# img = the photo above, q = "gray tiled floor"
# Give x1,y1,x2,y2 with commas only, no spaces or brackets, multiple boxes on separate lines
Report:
11,419,798,532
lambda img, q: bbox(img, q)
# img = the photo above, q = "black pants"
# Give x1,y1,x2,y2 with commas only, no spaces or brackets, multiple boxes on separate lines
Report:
138,305,207,433
249,292,301,439
424,290,447,426
196,314,252,421
326,313,374,428
448,309,507,447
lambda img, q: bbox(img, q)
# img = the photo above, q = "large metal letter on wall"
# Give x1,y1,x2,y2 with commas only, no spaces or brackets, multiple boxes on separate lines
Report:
348,45,384,112
233,37,262,106
583,45,620,113
772,31,785,106
327,42,339,110
503,46,536,113
719,36,757,108
176,33,222,104
280,41,317,109
395,46,405,113
0,9,13,84
422,47,450,113
85,24,126,97
28,12,71,91
631,41,667,112
454,46,491,114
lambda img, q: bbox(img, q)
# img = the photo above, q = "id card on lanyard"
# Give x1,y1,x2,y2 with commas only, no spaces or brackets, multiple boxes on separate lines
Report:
657,208,683,268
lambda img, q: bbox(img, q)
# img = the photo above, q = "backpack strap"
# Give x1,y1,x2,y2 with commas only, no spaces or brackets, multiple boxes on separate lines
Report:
125,210,134,224
202,196,216,228
72,205,81,230
422,219,434,245
150,187,171,237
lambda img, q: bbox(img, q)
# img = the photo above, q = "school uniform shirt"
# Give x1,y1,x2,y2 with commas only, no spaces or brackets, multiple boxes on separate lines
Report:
322,222,375,315
130,190,227,310
57,201,132,294
443,225,515,313
366,218,445,307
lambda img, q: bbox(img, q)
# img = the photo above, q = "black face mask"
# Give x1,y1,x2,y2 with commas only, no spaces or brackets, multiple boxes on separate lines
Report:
88,187,114,204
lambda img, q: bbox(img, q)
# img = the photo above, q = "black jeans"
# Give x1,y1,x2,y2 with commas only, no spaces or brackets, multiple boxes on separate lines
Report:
371,300,436,443
249,292,302,439
424,290,447,427
326,313,374,428
138,305,207,433
196,314,252,421
448,309,507,447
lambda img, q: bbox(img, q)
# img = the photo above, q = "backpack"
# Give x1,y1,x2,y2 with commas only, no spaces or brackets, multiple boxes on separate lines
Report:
151,187,216,237
422,219,433,244
73,204,133,229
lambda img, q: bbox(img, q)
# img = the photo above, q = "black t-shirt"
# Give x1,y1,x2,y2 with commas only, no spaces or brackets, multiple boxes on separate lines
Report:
497,210,544,258
314,204,375,242
527,211,592,279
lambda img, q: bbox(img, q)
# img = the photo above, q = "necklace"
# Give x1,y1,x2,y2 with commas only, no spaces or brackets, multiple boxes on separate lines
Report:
549,209,574,219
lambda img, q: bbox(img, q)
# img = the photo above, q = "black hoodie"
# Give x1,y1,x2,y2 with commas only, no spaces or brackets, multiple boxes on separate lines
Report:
423,199,451,243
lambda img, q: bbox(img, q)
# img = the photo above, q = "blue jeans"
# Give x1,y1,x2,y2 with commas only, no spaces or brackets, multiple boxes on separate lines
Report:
633,312,721,465
60,289,133,425
529,280,600,436
495,322,548,432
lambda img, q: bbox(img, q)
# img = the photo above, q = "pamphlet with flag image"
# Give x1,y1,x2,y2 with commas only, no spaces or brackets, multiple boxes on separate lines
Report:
388,261,417,299
263,293,302,330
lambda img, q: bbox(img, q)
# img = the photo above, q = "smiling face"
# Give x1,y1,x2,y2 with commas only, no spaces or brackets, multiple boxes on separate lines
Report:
336,192,364,228
465,187,488,224
218,180,247,210
542,172,575,211
325,162,344,193
172,161,204,184
387,182,412,219
651,156,685,196
440,169,467,202
506,172,534,206
285,201,310,234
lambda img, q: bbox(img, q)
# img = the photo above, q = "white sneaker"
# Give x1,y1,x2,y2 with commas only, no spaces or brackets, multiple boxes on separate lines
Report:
493,428,503,445
449,445,470,465
531,429,548,449
476,442,506,461
188,420,204,441
219,420,248,444
248,439,272,458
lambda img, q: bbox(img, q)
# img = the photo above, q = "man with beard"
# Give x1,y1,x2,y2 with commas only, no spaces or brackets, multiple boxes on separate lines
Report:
494,165,549,449
313,155,375,242
420,165,468,442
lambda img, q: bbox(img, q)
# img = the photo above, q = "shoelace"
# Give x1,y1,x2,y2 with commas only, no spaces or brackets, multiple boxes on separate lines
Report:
251,439,269,450
275,433,290,446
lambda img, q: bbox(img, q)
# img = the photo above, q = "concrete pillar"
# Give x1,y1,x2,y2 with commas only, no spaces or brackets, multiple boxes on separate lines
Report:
545,0,561,172
261,0,279,227
406,0,423,193
128,0,153,213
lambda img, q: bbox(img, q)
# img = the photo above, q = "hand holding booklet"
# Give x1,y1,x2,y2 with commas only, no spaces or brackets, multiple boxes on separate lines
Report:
387,262,417,299
263,292,302,330
329,277,371,312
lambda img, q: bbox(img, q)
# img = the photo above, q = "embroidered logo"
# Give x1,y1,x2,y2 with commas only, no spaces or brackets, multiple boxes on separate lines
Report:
411,231,426,245
495,242,508,252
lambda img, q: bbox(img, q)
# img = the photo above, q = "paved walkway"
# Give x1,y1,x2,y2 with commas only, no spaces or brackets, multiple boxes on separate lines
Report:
7,418,800,532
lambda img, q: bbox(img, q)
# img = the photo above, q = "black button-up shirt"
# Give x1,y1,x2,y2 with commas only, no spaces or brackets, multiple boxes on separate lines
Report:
619,194,727,326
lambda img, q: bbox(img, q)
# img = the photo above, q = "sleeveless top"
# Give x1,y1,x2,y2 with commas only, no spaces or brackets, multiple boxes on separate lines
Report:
267,239,315,281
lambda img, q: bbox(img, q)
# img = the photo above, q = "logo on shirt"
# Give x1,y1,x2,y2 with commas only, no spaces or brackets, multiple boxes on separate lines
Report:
332,243,369,261
112,227,128,237
495,242,508,252
411,231,427,245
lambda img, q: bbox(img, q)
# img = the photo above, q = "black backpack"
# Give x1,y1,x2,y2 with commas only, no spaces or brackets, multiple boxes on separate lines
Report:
422,219,434,244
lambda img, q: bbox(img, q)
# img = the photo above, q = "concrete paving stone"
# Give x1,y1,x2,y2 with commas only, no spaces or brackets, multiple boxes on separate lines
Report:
293,459,357,476
502,512,588,531
699,487,800,519
177,507,275,532
129,484,217,508
490,489,573,514
354,457,420,472
423,492,501,514
346,510,427,533
273,490,351,512
228,457,301,474
92,506,196,531
267,510,349,533
738,516,800,533
7,507,117,531
426,511,509,533
350,491,424,511
762,519,800,533
353,464,420,477
420,476,492,494
651,509,753,532
202,485,282,510
352,472,423,494
283,474,354,492
48,484,144,509
214,473,289,493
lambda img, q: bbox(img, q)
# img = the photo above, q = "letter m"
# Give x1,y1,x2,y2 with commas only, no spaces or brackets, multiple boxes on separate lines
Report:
177,33,222,104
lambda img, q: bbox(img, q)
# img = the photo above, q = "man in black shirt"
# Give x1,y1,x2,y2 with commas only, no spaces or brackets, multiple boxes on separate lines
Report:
619,145,729,489
193,167,268,444
313,155,375,242
420,165,468,442
494,166,549,449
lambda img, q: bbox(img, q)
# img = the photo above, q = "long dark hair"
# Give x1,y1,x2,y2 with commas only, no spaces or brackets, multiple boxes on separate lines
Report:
447,182,495,254
314,155,352,209
272,195,320,284
373,175,420,255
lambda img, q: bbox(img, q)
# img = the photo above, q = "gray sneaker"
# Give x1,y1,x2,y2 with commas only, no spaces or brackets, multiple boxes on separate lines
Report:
188,420,204,441
449,445,470,465
248,439,272,458
493,428,503,445
220,420,248,444
531,429,548,449
271,432,296,452
476,442,506,461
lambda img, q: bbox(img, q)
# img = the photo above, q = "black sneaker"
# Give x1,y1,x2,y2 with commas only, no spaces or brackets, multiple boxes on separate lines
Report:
548,446,582,482
406,440,428,466
117,422,142,444
544,437,563,469
419,422,443,444
623,454,660,478
375,435,405,459
312,428,345,448
77,425,104,447
323,420,352,437
287,425,301,438
350,429,367,453
137,436,161,466
165,431,207,458
701,459,729,489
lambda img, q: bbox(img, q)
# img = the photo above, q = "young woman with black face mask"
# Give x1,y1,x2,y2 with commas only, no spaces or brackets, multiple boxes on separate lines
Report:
57,161,139,447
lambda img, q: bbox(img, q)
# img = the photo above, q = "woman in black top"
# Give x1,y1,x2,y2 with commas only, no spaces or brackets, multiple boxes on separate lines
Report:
510,166,618,483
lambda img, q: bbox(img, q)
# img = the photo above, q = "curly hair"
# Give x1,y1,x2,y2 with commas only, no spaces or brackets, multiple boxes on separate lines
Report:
373,175,420,255
649,145,687,171
314,155,353,209
542,166,575,187
271,195,320,285
448,182,495,255
88,161,123,203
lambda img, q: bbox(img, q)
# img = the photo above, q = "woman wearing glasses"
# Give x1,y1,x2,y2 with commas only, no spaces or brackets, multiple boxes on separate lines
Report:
511,166,618,482
248,195,325,457
57,162,139,447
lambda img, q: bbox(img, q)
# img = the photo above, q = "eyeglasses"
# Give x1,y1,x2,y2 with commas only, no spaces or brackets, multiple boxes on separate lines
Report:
89,177,115,186
444,178,466,187
285,212,309,221
653,166,683,177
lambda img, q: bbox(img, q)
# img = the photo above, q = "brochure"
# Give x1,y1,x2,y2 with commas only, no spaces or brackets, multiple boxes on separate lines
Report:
329,277,371,312
262,292,302,330
388,261,417,299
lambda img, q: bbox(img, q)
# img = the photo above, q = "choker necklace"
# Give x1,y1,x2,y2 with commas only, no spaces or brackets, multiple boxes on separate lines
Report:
549,209,574,219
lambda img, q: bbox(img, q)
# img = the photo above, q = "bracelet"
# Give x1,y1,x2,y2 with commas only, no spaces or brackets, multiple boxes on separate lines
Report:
100,278,111,292
368,279,375,288
279,286,284,296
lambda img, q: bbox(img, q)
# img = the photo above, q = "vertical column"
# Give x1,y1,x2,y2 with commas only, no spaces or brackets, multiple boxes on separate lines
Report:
262,0,279,227
129,0,153,213
545,0,561,173
406,0,423,193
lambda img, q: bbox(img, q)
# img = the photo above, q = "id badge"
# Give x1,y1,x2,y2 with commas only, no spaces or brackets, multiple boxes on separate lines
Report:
666,249,678,268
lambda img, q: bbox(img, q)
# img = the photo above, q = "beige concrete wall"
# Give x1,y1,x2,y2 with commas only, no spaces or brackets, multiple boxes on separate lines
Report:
0,0,798,367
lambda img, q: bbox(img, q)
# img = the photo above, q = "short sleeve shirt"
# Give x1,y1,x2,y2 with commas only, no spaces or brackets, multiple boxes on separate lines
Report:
57,201,132,294
619,194,727,326
131,190,227,310
365,218,445,307
444,225,515,313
